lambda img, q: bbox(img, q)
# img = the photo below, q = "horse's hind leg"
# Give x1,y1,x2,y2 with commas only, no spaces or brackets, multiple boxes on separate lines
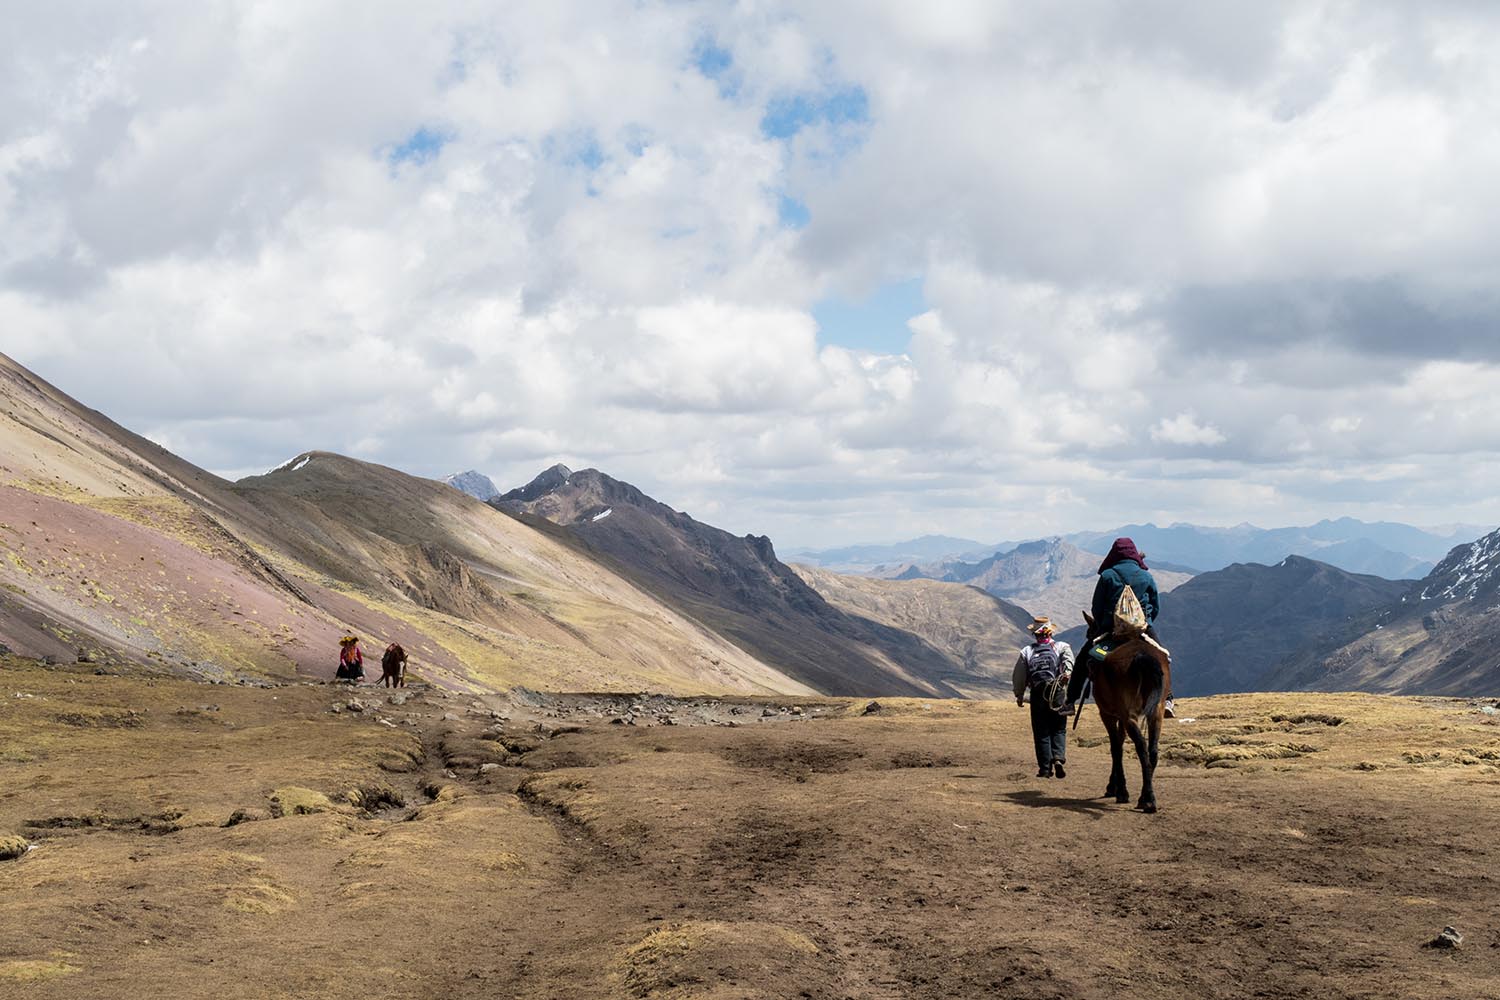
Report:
1125,718,1157,813
1102,716,1128,803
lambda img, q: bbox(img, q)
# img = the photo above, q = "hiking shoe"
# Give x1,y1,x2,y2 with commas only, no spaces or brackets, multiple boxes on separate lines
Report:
1036,767,1051,778
1053,762,1066,778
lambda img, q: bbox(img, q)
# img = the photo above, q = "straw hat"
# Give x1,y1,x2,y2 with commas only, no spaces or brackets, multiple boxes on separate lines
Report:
1027,616,1055,636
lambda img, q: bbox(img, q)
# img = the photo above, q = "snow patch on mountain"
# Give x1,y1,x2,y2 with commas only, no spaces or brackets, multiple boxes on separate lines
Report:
1420,527,1500,603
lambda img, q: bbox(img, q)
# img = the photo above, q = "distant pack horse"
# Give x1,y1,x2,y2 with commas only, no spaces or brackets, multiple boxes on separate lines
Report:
1081,612,1171,813
380,643,408,688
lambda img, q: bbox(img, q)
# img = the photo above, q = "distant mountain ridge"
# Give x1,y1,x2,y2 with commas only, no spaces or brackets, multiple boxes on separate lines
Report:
442,470,500,501
794,517,1475,582
783,535,988,573
492,466,1023,697
1064,518,1474,579
891,538,1194,626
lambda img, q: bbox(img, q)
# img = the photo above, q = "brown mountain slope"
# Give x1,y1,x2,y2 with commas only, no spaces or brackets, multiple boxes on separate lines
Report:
789,565,1035,698
1154,556,1411,696
1269,528,1500,695
0,353,805,696
494,467,971,697
233,453,801,694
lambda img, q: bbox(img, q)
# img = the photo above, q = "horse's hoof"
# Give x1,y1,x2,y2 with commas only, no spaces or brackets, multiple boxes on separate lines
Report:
1137,800,1157,814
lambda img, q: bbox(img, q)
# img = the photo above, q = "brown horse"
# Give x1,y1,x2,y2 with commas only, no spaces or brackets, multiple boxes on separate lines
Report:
380,642,407,688
1080,612,1171,813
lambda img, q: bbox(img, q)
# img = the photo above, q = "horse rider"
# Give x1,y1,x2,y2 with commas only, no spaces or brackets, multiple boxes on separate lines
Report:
1014,616,1075,778
1065,537,1173,715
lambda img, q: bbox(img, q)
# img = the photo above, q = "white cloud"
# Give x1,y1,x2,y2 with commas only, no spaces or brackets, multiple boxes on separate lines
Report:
1151,413,1228,447
3,2,1500,547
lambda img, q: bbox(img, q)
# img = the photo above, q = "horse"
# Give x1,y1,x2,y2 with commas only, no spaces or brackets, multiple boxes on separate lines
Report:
1080,611,1171,813
380,642,407,688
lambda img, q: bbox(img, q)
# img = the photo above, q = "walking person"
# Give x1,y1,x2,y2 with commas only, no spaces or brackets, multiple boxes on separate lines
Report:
1013,616,1075,778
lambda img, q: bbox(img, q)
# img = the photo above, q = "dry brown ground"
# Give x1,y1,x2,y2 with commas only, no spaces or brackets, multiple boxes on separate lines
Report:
2,657,1498,999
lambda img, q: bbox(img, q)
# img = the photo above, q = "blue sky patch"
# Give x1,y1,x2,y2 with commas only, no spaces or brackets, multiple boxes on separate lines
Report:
778,194,810,229
693,38,732,79
692,37,737,98
761,85,869,140
813,278,925,355
387,126,451,166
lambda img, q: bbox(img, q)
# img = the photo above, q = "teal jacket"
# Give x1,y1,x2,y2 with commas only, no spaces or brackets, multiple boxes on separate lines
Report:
1090,561,1159,637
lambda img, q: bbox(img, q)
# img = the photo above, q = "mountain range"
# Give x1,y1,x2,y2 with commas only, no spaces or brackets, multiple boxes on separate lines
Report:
1153,557,1411,696
907,537,1195,628
1266,527,1500,695
492,466,1030,698
794,517,1484,581
0,351,1029,699
1,349,1495,700
0,354,797,695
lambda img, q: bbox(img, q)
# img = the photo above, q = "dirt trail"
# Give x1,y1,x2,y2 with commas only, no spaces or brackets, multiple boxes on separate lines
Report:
2,663,1498,999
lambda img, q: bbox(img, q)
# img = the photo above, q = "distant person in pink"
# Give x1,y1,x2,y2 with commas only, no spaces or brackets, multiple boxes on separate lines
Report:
336,634,364,682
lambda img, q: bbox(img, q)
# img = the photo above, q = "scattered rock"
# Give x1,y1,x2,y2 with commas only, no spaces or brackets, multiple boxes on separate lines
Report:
388,693,409,706
0,834,31,861
222,808,271,828
479,763,501,774
1480,706,1497,716
790,706,804,716
1426,926,1463,949
761,707,777,718
0,643,10,655
442,712,461,722
862,701,883,716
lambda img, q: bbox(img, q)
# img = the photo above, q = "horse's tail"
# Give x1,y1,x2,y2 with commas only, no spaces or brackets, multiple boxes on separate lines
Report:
1137,650,1166,720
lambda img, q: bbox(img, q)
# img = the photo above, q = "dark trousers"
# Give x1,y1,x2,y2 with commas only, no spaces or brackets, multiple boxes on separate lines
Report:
1030,695,1067,770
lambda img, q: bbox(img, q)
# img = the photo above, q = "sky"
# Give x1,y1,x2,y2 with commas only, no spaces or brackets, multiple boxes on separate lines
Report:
3,1,1499,549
